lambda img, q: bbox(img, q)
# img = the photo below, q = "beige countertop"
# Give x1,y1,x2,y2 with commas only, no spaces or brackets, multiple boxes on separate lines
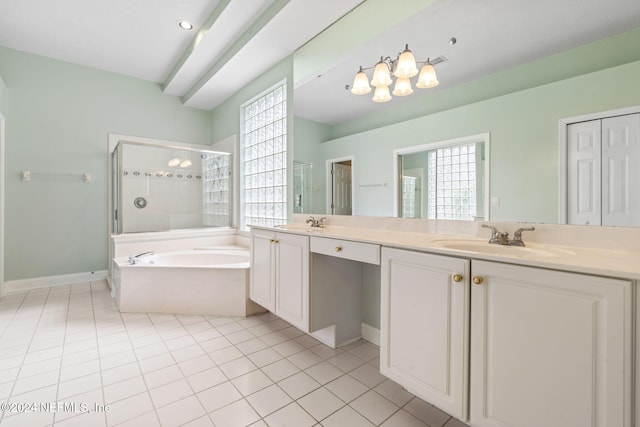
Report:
252,223,640,280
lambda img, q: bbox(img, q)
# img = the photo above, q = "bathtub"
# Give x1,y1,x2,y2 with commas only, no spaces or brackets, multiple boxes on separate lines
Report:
112,247,266,317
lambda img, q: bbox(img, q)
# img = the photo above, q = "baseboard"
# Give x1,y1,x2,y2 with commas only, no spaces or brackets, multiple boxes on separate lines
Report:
361,322,380,346
3,270,108,294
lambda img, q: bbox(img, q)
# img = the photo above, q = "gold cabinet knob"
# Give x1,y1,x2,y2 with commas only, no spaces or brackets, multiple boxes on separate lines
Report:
335,246,342,252
473,276,483,285
270,239,279,244
453,274,463,283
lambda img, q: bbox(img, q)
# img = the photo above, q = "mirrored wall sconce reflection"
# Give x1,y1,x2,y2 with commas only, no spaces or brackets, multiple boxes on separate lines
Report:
167,157,193,168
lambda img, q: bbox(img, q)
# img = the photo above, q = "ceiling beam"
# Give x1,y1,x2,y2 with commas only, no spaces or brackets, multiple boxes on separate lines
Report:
181,0,291,104
162,0,233,92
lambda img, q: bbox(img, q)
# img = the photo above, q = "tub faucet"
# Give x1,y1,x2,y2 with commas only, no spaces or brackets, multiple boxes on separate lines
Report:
128,251,154,265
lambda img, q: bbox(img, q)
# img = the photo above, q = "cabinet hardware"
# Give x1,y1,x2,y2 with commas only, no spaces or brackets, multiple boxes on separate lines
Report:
270,239,279,244
335,246,343,252
453,274,463,282
473,276,483,285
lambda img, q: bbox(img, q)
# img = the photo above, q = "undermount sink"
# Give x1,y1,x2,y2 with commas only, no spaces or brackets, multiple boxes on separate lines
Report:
431,239,576,258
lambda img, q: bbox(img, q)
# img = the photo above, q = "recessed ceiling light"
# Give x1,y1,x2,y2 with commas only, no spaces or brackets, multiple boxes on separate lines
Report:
178,20,193,30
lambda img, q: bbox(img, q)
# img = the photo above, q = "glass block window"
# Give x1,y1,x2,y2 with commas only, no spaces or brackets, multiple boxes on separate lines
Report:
401,176,417,218
427,142,477,220
202,153,231,226
240,81,287,229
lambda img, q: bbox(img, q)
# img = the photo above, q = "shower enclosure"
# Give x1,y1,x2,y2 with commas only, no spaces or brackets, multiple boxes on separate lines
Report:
112,141,232,233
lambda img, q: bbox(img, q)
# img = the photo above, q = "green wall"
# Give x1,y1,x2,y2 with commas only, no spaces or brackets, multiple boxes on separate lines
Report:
0,76,7,116
0,46,212,281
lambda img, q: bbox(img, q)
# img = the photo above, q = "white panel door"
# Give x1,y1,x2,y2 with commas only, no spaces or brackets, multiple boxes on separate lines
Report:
249,228,276,311
470,261,632,427
332,163,352,215
381,247,470,420
602,113,640,226
274,232,309,332
567,120,601,225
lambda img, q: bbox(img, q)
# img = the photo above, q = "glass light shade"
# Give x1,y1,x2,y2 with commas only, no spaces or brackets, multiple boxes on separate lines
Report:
392,77,413,96
372,85,392,103
370,60,392,87
416,63,439,89
351,70,371,95
168,157,180,167
394,47,418,78
180,159,192,168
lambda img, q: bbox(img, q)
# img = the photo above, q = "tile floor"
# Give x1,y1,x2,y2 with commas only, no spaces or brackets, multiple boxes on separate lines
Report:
0,281,471,427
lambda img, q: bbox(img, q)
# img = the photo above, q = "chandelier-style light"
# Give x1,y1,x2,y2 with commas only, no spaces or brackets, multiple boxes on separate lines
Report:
351,44,444,103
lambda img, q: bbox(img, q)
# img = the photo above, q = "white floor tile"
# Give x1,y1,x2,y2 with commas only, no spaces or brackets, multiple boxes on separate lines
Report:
197,381,242,413
297,387,345,421
246,384,293,416
321,405,376,427
105,391,154,426
101,362,141,387
325,375,369,403
263,402,316,427
350,390,400,425
209,398,261,427
149,378,194,408
103,376,147,404
231,370,274,396
156,395,206,427
186,367,227,393
0,286,473,427
277,371,321,400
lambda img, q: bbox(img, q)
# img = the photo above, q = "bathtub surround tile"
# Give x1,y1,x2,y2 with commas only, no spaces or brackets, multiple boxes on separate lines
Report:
0,282,471,427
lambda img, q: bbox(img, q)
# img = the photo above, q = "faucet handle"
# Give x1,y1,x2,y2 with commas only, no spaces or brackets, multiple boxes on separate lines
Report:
481,224,499,243
513,227,536,242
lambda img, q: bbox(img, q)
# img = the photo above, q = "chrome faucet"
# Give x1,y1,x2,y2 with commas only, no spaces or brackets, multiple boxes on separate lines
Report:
481,225,535,246
481,225,510,245
510,227,536,246
128,251,154,265
305,216,327,228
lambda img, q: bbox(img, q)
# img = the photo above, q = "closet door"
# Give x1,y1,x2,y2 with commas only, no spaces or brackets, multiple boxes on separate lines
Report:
601,113,640,226
567,120,601,226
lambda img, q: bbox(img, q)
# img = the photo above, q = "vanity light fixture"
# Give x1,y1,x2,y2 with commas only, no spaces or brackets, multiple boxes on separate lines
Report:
351,44,446,103
178,20,193,30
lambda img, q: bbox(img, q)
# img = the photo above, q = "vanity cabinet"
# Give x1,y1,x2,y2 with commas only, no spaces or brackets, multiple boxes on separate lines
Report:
470,260,632,427
381,248,633,427
249,228,309,332
381,247,470,420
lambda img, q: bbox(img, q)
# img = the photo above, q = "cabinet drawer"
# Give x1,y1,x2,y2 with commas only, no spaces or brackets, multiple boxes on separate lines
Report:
310,236,380,265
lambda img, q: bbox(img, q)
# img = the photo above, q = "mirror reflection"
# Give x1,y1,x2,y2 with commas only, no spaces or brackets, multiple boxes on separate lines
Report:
398,139,486,221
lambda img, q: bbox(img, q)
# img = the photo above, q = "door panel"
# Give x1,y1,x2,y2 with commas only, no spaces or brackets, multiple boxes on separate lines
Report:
602,114,640,226
567,120,601,225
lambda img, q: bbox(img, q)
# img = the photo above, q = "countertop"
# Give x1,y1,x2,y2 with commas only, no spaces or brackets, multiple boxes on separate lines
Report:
252,224,640,280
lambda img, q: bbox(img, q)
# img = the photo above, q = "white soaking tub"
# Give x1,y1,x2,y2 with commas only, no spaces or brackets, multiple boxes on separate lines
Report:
112,247,265,316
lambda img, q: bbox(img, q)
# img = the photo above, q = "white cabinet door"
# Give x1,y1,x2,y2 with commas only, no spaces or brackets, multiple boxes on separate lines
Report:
250,229,310,332
274,232,309,332
249,228,276,311
470,260,632,427
381,247,470,420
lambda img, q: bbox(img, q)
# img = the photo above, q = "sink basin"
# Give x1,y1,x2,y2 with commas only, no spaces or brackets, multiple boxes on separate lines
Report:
274,224,324,232
431,239,575,258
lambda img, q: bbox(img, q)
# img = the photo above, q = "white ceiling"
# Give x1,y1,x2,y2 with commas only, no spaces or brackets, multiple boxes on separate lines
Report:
0,0,639,124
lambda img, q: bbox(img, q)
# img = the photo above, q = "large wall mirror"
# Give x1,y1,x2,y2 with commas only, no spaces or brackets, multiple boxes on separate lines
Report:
290,1,640,227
